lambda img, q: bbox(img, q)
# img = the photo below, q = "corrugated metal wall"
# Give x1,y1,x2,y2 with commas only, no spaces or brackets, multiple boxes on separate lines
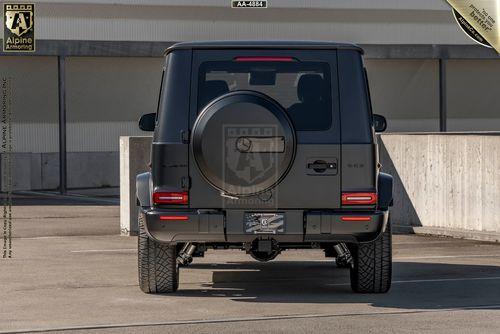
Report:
65,57,163,152
365,59,439,132
0,57,59,153
1,1,498,191
447,60,500,131
5,56,500,155
1,57,162,153
0,2,470,44
366,59,500,132
33,0,449,10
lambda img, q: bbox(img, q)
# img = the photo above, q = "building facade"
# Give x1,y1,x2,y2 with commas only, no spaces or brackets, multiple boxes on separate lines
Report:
0,0,499,190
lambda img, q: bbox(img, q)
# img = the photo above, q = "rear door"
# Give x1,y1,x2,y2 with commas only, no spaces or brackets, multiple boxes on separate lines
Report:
188,49,341,209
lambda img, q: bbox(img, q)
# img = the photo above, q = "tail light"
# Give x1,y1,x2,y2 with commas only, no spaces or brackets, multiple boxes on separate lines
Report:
153,191,188,205
341,192,377,205
160,215,189,221
234,56,295,62
341,216,371,222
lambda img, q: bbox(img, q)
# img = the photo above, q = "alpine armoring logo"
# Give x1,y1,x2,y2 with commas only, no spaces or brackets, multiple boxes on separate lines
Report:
3,3,35,52
223,125,280,195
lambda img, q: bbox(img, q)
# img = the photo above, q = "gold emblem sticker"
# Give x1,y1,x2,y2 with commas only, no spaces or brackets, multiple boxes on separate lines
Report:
447,0,499,53
3,3,35,52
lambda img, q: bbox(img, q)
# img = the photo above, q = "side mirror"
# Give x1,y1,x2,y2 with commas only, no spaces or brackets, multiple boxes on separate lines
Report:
138,113,156,132
373,114,387,133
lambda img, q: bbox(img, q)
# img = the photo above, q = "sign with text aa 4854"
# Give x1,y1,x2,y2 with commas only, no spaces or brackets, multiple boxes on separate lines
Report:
3,3,35,52
232,1,268,8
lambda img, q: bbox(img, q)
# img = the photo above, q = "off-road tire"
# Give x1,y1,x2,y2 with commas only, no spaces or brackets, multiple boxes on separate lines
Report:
350,218,392,293
138,211,179,293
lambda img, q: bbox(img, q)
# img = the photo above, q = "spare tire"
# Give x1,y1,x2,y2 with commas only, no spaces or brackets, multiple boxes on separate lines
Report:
192,91,296,196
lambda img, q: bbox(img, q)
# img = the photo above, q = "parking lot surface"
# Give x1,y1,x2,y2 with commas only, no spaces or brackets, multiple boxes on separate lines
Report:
1,205,500,333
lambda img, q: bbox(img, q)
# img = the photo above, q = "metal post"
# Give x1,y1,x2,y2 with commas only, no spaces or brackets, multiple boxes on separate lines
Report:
58,56,67,194
439,58,447,132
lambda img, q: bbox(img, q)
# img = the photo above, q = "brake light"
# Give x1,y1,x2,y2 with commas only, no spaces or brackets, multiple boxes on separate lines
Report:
153,191,188,205
341,192,377,205
160,215,189,221
234,56,295,62
341,216,371,222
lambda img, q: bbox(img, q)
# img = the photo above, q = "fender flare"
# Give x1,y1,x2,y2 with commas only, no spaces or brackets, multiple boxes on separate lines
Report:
136,172,152,207
377,172,393,210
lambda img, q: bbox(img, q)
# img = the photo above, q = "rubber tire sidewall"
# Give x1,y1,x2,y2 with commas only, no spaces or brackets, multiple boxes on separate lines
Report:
350,217,392,293
138,211,179,293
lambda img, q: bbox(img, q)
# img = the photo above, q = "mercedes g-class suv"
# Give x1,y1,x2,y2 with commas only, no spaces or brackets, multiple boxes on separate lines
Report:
137,41,393,294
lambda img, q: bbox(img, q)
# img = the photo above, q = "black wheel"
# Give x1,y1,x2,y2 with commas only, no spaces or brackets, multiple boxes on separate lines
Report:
138,211,179,293
350,218,392,293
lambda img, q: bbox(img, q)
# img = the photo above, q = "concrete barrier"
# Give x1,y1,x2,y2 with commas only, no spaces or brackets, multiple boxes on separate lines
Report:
119,136,152,236
119,134,500,241
379,133,500,242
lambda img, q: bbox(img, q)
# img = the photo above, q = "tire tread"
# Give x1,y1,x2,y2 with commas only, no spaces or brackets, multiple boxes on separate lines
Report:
138,212,178,293
350,219,392,293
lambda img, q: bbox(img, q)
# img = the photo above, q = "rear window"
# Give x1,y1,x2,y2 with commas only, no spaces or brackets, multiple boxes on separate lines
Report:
198,60,332,131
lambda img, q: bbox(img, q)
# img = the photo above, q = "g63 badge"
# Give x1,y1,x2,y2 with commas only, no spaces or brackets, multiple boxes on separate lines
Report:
3,3,35,52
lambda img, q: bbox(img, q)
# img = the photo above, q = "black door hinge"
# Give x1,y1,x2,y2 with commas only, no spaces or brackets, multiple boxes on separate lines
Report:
181,130,190,144
181,176,191,189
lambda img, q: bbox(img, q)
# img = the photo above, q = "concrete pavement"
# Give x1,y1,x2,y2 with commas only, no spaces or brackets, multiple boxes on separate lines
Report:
1,205,500,333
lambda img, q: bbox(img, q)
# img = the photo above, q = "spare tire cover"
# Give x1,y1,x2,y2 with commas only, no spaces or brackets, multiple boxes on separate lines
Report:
192,91,296,196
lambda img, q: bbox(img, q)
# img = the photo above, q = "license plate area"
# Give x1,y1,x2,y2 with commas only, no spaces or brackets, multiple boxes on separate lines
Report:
244,212,285,234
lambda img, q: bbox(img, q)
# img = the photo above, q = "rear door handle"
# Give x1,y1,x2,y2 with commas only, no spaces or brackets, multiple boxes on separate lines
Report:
306,158,338,175
307,162,336,170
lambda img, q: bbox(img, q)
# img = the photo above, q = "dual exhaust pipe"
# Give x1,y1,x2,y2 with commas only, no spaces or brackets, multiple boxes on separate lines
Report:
177,240,352,265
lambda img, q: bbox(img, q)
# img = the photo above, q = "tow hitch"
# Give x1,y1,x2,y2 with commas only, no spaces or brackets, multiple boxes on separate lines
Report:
246,238,281,262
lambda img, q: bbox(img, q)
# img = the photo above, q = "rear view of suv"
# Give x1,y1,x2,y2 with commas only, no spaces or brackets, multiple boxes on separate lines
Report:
137,41,393,294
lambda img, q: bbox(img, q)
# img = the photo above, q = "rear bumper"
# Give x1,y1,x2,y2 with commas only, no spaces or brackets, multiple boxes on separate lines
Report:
141,208,388,244
304,210,388,243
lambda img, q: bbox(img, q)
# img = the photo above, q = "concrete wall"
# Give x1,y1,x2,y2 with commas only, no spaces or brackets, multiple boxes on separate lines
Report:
119,136,152,235
120,134,500,241
379,133,500,241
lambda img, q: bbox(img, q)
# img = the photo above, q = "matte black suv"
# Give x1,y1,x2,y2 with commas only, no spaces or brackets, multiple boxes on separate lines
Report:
137,41,393,294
